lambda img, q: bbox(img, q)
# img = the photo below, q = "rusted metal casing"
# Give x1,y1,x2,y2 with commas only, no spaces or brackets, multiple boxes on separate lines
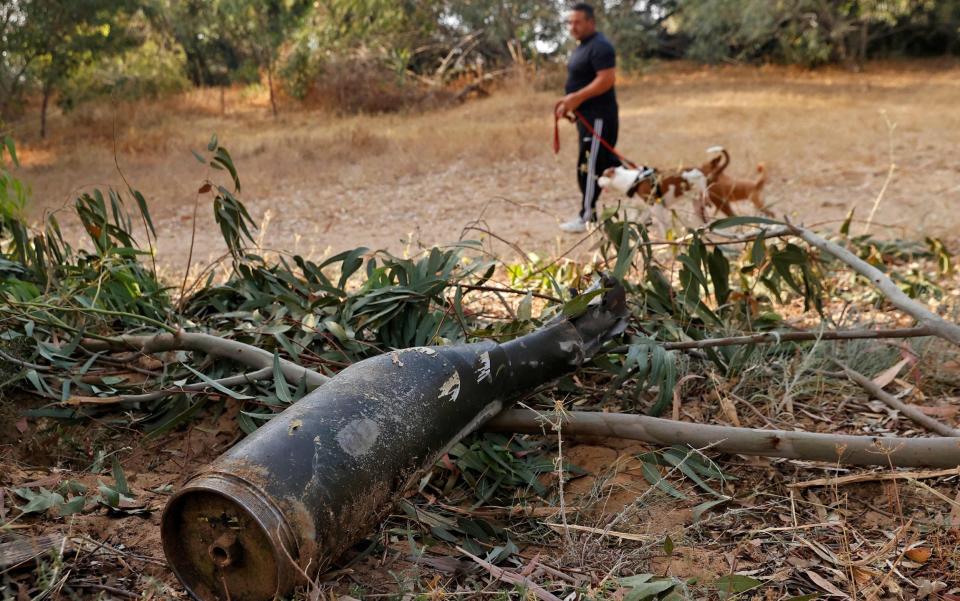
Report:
161,279,626,601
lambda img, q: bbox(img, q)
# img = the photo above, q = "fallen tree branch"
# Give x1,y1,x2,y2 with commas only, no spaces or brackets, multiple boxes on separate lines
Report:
459,283,561,303
609,326,934,355
0,349,52,372
701,224,793,246
838,362,960,437
456,546,562,601
789,467,960,489
542,522,651,542
79,332,328,387
61,367,273,405
789,224,960,347
486,410,960,468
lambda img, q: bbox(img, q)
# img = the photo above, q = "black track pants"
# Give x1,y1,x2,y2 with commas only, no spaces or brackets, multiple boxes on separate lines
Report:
576,112,620,221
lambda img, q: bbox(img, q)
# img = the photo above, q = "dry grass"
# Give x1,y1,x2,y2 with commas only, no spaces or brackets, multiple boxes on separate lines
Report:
9,59,960,280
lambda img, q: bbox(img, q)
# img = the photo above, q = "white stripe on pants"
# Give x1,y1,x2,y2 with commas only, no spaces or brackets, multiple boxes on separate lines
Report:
582,117,603,221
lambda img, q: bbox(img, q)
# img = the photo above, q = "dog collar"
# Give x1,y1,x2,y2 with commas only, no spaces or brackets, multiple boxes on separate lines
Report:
626,167,657,198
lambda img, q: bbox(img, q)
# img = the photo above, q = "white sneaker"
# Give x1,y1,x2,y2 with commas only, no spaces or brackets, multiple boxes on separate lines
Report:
559,216,588,233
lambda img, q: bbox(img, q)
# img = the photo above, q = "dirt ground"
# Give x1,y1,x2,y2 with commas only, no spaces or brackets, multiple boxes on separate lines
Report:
12,59,960,278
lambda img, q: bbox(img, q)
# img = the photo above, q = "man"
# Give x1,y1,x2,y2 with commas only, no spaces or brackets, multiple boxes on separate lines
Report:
556,3,619,233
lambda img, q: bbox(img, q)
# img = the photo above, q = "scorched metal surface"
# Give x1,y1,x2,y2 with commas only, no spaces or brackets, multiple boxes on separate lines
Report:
161,278,627,601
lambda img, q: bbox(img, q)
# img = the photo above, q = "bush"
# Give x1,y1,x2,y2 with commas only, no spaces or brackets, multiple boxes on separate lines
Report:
59,37,190,110
290,56,436,115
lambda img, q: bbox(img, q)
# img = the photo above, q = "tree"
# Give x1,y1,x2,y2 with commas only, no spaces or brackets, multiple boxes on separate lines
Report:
6,0,134,137
443,0,564,68
599,0,682,66
1,2,34,120
215,0,312,116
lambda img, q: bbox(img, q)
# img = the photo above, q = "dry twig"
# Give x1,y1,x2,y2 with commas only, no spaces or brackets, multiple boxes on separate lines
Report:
838,362,960,437
456,546,562,601
607,326,934,355
789,467,960,489
61,367,273,405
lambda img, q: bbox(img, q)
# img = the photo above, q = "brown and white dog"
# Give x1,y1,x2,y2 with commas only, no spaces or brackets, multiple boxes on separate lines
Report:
683,160,771,222
597,146,731,204
596,165,692,234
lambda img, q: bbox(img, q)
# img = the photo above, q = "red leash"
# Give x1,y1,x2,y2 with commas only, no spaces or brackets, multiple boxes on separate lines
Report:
553,102,638,169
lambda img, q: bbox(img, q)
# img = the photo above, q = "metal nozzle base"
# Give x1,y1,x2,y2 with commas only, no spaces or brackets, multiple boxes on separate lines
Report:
161,472,299,601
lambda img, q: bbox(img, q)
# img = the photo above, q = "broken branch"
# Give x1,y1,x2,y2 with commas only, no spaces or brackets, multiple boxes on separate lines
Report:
609,326,934,354
789,225,960,347
486,410,960,468
790,467,960,489
79,332,328,387
838,362,960,437
61,367,274,405
456,546,562,601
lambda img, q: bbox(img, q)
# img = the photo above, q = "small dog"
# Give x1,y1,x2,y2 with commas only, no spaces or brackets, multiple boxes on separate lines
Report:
683,163,770,222
598,165,705,235
597,166,691,202
597,146,730,202
702,146,730,182
596,146,749,232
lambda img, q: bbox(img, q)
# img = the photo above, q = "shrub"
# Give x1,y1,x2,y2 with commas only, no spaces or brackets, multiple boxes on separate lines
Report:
59,37,190,110
292,55,436,115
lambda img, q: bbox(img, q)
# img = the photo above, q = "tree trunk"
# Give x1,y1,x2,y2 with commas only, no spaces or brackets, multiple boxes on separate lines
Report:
267,64,277,117
858,21,869,65
40,82,51,139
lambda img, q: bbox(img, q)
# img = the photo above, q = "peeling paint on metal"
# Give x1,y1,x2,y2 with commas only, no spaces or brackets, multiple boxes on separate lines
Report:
439,371,461,402
288,419,304,436
559,341,576,353
336,418,380,457
476,351,492,383
391,352,404,367
408,347,437,356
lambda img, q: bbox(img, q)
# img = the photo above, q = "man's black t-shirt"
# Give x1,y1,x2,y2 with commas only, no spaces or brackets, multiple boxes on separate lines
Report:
565,32,617,117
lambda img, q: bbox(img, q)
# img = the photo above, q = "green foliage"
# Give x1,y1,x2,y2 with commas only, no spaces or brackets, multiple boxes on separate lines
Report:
397,498,519,565
4,0,959,123
1,137,38,284
443,433,560,506
714,574,763,597
389,431,586,568
3,139,503,432
842,233,953,301
1,0,137,132
597,2,669,69
596,211,825,415
13,481,88,517
618,574,679,601
0,136,28,220
636,445,733,503
673,0,954,66
9,456,151,520
2,140,167,334
59,21,190,108
144,0,237,86
442,1,565,67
